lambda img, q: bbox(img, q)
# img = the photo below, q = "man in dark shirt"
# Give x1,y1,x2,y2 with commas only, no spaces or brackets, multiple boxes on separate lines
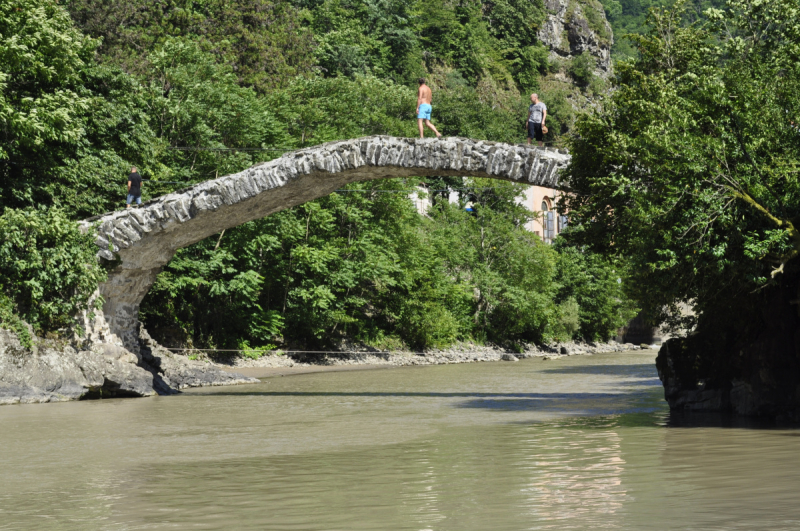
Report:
127,167,143,208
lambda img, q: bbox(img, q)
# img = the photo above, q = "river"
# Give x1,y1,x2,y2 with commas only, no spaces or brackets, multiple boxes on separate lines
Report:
1,350,799,530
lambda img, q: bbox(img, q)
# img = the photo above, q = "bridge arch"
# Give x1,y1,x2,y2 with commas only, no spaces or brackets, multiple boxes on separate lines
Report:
84,136,570,350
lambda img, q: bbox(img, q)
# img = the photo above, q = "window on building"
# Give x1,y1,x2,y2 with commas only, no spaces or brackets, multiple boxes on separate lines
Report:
558,214,568,232
541,199,554,244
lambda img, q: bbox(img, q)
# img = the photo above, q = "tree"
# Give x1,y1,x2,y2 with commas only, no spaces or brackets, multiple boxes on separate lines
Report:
64,0,315,91
266,75,417,145
553,243,639,341
139,178,434,349
0,208,107,336
563,0,800,330
144,37,290,186
0,0,161,218
428,179,559,343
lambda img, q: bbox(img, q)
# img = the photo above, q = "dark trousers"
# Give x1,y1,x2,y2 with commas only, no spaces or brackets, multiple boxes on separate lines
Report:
527,121,543,141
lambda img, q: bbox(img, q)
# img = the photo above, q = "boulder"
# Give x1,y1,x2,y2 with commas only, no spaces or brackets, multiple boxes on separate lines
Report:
655,279,800,420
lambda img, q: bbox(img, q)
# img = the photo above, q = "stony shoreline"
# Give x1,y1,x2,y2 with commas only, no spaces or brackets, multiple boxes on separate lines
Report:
211,340,651,371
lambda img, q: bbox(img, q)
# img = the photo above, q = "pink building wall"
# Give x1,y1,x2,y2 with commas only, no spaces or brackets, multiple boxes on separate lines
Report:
520,186,566,243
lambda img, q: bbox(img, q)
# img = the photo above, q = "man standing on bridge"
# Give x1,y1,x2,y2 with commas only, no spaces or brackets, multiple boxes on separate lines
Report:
127,166,143,209
416,78,442,139
526,93,547,147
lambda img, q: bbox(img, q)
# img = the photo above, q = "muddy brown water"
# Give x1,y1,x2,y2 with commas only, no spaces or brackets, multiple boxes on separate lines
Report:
1,351,799,530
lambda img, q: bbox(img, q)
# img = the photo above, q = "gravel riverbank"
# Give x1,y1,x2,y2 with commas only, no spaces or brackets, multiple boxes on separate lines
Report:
211,340,652,374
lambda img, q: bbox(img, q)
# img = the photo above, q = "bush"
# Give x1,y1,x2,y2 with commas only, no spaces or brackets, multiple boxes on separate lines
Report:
398,300,460,351
568,53,595,87
553,297,580,340
0,207,107,334
553,243,639,341
0,294,32,348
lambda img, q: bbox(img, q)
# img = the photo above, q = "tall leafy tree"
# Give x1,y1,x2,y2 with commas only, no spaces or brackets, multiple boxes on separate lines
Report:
64,0,315,91
428,179,559,343
144,37,290,187
0,0,159,218
563,0,800,330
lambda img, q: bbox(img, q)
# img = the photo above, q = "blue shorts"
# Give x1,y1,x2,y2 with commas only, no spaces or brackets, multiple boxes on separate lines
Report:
417,103,432,120
127,194,142,205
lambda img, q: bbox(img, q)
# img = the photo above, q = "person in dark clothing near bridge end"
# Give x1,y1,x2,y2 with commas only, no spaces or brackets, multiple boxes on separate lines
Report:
127,167,143,208
525,93,547,147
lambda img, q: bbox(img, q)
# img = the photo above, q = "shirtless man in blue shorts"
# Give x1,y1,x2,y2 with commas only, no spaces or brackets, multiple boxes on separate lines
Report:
416,78,442,139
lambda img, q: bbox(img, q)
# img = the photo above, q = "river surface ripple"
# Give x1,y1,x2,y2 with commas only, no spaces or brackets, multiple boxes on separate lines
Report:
1,351,799,530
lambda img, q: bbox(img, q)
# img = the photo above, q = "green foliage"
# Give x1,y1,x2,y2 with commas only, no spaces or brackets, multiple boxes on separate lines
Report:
553,244,639,340
0,0,160,217
427,180,560,343
567,53,596,87
600,0,725,58
562,0,800,330
141,179,628,350
296,0,548,90
0,294,33,348
553,297,580,340
65,0,315,91
309,0,418,79
397,299,460,350
0,208,107,333
140,178,422,348
238,340,278,359
267,75,417,145
145,37,290,186
0,0,635,348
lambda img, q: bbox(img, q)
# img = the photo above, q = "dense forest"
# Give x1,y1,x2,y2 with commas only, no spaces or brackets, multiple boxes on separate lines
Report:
0,0,645,351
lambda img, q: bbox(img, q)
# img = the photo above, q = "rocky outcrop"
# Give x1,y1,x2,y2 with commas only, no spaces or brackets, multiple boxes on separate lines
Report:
0,326,256,406
0,329,154,404
538,0,613,73
84,137,570,353
138,327,256,393
656,277,800,421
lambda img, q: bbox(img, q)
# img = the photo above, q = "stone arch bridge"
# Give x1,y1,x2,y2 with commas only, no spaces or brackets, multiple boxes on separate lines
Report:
84,136,570,350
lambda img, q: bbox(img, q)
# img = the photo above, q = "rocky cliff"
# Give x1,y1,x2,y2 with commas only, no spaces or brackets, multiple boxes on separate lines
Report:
538,0,613,74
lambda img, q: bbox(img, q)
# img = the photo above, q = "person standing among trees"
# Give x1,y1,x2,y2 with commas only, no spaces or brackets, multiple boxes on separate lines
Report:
127,166,143,208
526,93,547,147
416,78,442,139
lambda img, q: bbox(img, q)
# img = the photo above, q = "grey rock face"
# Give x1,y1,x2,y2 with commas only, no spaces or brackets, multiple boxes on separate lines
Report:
0,328,155,404
0,326,257,406
538,0,613,73
85,136,571,352
138,327,257,392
